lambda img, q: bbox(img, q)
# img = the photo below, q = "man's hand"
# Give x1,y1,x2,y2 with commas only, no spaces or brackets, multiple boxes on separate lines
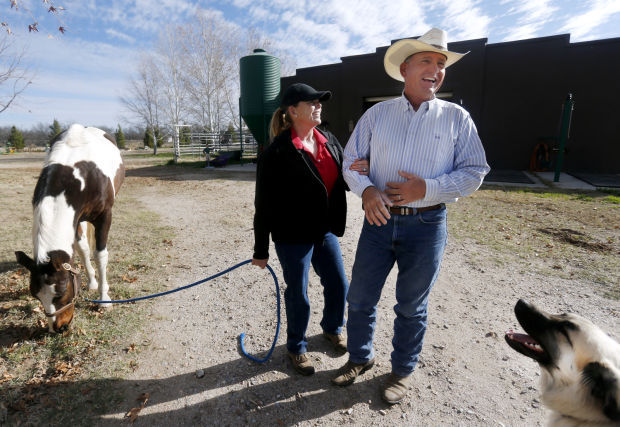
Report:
252,258,268,269
362,186,392,226
385,171,426,205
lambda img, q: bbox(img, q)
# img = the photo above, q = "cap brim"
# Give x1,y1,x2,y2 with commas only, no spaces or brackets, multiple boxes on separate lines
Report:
384,39,468,81
301,90,331,102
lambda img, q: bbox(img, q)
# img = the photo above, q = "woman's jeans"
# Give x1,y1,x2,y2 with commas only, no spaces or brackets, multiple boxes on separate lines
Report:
346,208,447,377
275,232,349,355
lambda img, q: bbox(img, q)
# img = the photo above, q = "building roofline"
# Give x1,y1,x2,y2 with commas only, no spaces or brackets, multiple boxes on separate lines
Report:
287,32,618,74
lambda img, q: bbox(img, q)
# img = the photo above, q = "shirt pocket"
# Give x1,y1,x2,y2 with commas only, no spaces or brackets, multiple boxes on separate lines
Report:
425,132,455,171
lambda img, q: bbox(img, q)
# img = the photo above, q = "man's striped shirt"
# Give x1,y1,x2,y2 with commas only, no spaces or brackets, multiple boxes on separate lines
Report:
343,95,490,206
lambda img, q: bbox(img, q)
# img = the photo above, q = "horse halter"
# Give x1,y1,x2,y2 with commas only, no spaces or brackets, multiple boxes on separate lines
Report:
45,263,81,318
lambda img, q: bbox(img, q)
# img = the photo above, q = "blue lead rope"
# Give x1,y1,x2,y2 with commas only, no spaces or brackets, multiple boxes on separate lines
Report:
85,259,281,363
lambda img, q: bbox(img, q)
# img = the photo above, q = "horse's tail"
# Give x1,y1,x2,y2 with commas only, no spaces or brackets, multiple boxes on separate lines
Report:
87,222,96,253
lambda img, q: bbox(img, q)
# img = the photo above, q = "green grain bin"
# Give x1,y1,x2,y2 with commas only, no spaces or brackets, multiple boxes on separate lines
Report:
240,49,280,152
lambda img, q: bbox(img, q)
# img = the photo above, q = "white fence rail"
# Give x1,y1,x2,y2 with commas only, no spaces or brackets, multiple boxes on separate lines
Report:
173,128,258,162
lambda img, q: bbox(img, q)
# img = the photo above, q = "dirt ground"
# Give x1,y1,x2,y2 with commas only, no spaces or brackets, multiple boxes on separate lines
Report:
2,152,619,426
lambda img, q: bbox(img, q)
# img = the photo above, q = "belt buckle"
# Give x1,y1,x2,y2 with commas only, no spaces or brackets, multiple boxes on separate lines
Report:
397,206,408,215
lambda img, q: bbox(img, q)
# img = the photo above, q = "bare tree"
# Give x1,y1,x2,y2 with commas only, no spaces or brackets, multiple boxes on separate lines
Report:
245,26,297,77
155,25,187,133
120,55,162,154
0,33,33,114
2,0,66,35
177,11,242,131
122,11,296,140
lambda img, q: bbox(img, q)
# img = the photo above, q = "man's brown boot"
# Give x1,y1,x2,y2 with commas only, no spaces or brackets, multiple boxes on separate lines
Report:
323,332,347,353
288,352,315,376
331,358,375,386
381,372,411,404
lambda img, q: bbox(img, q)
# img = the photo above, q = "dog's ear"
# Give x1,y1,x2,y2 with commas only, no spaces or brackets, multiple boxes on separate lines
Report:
582,361,620,421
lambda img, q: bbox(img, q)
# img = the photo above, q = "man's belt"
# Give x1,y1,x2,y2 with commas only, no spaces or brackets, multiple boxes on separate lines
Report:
387,204,443,215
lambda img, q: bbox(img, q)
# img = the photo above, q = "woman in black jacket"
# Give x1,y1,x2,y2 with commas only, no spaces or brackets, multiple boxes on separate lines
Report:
252,83,368,375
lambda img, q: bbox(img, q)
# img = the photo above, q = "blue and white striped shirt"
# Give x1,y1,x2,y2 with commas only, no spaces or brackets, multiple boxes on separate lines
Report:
343,95,490,206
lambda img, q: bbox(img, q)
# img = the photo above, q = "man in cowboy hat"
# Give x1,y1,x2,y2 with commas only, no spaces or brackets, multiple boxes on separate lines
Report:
332,28,489,404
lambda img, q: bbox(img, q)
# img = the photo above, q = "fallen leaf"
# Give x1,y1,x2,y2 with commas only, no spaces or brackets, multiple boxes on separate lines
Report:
124,392,150,422
0,373,15,383
55,362,70,373
10,269,25,279
125,406,142,423
137,392,150,405
122,275,138,283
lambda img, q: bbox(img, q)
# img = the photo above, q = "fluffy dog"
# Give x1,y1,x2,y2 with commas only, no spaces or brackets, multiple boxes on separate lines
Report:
505,299,620,426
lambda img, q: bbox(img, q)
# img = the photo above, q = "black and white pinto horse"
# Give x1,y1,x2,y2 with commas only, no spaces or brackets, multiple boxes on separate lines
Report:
15,124,125,333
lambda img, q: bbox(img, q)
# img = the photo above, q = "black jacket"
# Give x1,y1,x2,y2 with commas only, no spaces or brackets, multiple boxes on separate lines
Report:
253,128,347,259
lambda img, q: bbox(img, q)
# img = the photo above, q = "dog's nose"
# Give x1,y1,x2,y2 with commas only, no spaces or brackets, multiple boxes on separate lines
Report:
516,299,532,313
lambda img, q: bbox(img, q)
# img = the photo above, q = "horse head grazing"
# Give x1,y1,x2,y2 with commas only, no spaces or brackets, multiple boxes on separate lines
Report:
15,250,81,332
15,124,124,333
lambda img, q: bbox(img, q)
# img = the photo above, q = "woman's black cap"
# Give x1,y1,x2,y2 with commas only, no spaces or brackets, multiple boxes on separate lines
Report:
281,83,331,108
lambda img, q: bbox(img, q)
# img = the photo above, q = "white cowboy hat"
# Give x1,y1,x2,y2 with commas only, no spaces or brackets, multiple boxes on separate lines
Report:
384,28,469,81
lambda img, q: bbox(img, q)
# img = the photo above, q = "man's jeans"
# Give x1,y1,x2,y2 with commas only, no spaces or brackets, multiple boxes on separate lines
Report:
275,232,349,355
346,208,447,377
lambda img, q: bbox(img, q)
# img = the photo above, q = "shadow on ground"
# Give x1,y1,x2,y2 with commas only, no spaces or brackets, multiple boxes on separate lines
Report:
125,164,255,183
4,335,393,425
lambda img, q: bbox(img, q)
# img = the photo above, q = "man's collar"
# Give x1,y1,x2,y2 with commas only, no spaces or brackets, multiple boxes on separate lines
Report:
400,93,436,113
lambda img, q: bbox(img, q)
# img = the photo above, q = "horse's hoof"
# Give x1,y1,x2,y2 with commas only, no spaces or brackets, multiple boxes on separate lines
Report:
99,302,113,310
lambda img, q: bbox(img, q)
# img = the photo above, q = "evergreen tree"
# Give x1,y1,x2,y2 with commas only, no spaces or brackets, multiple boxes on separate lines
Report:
8,126,25,150
144,127,164,150
154,127,163,148
179,126,191,144
115,125,126,149
143,128,153,148
48,119,62,144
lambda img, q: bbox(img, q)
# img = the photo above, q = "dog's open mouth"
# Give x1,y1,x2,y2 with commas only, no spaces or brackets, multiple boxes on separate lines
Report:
505,330,548,362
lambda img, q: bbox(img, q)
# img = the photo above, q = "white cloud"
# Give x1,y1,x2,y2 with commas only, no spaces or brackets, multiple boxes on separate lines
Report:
559,0,620,40
62,0,199,34
433,0,492,40
3,35,141,127
499,0,558,41
105,28,136,43
230,0,433,68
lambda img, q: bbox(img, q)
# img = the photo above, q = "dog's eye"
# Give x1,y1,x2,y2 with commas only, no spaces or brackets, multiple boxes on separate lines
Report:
560,320,577,331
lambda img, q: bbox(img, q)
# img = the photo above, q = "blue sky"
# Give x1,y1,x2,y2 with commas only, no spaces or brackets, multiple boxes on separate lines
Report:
2,0,619,130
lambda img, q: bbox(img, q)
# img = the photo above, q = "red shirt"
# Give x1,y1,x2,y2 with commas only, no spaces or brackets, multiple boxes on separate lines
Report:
291,128,339,197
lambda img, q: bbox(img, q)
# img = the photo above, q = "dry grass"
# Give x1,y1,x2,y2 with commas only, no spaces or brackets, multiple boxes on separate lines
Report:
448,186,619,299
0,159,174,424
